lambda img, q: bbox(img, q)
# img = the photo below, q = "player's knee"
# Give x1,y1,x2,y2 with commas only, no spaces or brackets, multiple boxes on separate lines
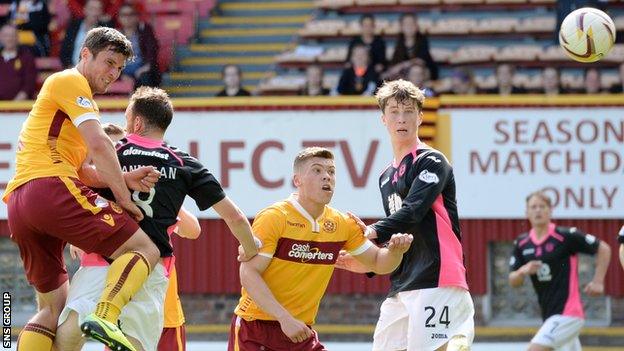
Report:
54,314,84,351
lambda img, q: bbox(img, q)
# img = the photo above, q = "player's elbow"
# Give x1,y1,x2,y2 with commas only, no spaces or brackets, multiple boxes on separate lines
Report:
508,274,522,288
239,262,257,289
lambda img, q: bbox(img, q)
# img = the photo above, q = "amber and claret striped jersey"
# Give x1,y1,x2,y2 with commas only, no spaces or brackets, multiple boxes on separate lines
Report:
235,195,372,325
163,266,185,327
3,68,99,202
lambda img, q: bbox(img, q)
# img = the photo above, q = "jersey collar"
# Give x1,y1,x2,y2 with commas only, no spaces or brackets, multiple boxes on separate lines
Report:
529,222,556,245
287,193,323,233
126,133,164,148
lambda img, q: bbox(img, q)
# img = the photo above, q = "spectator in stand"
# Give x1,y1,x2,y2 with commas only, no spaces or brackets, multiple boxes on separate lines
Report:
405,60,436,97
7,0,50,56
584,67,603,94
483,64,526,95
60,0,112,68
609,63,624,93
346,14,387,74
117,3,160,88
542,67,567,95
68,0,145,24
384,13,438,81
337,43,380,96
0,23,36,100
216,64,251,97
299,64,329,96
451,67,477,95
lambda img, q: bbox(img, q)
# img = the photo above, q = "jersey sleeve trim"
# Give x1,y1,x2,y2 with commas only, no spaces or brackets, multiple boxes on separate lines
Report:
349,240,373,256
73,112,99,127
258,253,273,258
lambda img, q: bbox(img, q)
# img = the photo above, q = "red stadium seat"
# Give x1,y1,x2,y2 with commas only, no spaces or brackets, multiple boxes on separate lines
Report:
154,14,195,45
35,57,63,72
106,79,134,96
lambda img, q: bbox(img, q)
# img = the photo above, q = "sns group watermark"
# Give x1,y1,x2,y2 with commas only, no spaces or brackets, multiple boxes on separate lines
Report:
2,292,10,348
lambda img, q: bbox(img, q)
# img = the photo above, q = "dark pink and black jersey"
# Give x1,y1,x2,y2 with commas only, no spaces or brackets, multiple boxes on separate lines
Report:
113,134,225,257
371,147,467,296
510,223,600,320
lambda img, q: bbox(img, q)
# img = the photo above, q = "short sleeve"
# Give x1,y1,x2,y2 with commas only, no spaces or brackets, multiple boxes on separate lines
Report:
51,72,98,126
617,225,624,244
509,239,525,272
565,228,600,255
184,155,226,210
251,208,285,258
343,218,372,255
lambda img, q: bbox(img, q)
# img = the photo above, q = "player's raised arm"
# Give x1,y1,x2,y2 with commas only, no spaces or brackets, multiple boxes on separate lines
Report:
212,197,258,260
175,206,202,239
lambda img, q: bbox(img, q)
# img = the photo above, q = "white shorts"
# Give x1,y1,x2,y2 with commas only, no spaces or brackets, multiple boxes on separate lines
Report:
58,263,169,351
531,315,584,351
373,287,475,351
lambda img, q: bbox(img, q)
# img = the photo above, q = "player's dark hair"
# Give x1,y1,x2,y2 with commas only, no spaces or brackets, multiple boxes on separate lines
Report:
293,147,334,172
82,27,134,62
129,87,173,132
525,191,553,208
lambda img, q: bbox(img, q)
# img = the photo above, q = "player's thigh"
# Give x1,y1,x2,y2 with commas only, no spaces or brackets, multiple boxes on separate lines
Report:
7,182,68,293
119,263,169,351
402,287,475,351
54,310,86,351
158,326,186,351
58,266,107,328
372,296,409,351
530,315,583,350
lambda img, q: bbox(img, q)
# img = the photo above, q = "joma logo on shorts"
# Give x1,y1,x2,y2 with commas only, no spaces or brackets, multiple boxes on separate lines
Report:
431,333,448,339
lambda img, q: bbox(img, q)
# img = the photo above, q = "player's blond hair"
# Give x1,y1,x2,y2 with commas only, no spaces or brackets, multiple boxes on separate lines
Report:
526,191,553,208
293,147,334,172
375,79,425,112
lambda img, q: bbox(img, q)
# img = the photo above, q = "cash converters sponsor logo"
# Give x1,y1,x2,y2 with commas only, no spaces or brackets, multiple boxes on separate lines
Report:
275,238,345,265
288,243,334,263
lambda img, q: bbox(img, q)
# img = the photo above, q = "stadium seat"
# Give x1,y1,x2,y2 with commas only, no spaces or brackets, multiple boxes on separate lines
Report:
450,45,497,63
399,0,441,4
428,18,477,35
494,45,542,61
355,0,398,5
538,46,568,61
153,14,195,45
472,18,518,33
516,16,555,33
35,57,63,72
106,79,134,96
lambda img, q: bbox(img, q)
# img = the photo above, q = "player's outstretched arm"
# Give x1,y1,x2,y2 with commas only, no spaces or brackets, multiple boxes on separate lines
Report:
620,244,624,272
345,234,413,274
78,120,143,220
176,206,201,239
212,196,258,260
240,255,313,343
584,241,611,296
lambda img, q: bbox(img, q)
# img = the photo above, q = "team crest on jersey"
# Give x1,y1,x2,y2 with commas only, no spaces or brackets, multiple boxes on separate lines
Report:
110,202,123,214
398,164,406,177
94,196,109,208
76,96,93,109
323,219,337,233
418,170,439,184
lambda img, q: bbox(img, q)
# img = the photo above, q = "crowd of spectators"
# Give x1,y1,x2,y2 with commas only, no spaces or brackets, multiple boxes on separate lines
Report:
0,0,160,101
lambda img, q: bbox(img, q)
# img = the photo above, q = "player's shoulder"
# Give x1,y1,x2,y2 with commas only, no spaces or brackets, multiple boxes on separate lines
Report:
416,147,449,165
555,226,584,236
256,201,290,222
47,68,87,87
323,205,349,222
513,232,530,246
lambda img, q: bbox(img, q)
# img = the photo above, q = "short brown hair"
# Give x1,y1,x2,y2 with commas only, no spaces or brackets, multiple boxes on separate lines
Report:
82,27,134,62
102,123,124,137
293,147,334,172
129,86,173,131
525,191,552,208
375,79,425,112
